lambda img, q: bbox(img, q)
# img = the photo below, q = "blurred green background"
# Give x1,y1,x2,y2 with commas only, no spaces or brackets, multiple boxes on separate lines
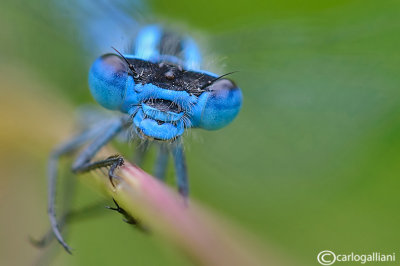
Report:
1,0,400,265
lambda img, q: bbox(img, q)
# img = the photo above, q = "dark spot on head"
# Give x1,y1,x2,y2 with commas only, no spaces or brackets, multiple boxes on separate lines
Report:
164,70,175,80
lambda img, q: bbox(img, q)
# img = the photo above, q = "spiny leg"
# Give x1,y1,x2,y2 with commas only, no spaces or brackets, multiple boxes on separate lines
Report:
106,198,137,225
154,144,169,181
71,118,126,173
31,201,107,248
172,141,189,198
48,152,73,254
106,198,148,232
47,122,112,254
73,155,124,187
50,118,126,254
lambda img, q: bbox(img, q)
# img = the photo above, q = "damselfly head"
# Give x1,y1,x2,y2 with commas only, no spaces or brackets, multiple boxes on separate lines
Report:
88,53,242,141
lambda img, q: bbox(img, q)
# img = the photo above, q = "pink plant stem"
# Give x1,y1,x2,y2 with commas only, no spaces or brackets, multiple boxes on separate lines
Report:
83,158,276,266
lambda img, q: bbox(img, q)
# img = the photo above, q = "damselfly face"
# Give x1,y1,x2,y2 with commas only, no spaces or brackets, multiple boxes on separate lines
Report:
89,53,242,141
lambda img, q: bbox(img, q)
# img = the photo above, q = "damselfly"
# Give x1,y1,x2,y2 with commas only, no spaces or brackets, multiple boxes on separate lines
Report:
44,0,242,254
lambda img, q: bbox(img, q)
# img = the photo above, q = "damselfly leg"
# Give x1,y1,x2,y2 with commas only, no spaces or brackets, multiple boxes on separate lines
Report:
73,155,124,187
48,117,129,253
154,144,169,181
30,201,106,248
172,142,189,199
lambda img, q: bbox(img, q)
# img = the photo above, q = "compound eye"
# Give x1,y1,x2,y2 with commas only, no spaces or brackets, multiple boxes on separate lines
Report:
197,79,242,130
208,78,236,93
88,54,129,110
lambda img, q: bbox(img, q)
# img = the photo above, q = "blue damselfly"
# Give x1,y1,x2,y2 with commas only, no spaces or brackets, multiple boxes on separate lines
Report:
39,0,242,253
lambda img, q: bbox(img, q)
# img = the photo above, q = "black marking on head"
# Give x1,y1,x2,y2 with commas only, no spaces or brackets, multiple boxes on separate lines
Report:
127,58,217,96
164,69,175,80
144,99,183,113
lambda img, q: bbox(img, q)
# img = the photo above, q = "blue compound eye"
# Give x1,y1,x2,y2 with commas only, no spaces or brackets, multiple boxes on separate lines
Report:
192,79,242,130
88,54,129,110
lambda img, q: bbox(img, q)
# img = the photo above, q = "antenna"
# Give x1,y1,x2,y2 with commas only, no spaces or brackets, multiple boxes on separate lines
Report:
111,47,139,78
201,71,238,90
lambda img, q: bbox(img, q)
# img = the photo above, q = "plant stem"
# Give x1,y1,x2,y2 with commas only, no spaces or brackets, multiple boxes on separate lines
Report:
80,152,276,266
